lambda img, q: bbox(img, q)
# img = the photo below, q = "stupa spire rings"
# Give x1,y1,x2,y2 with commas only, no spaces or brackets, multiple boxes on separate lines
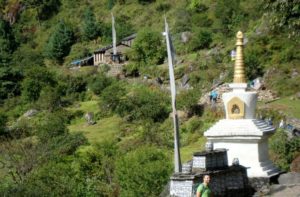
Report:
233,31,246,83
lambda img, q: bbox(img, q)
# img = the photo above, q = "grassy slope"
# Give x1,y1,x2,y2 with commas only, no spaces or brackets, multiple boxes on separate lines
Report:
265,98,300,119
67,99,122,144
181,136,206,162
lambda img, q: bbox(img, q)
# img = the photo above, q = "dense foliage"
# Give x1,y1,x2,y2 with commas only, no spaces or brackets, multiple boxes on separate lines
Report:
44,20,75,62
0,0,299,196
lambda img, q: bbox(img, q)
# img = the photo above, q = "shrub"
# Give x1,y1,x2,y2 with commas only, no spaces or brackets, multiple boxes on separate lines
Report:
88,73,113,95
35,112,68,141
115,146,172,197
0,111,7,136
245,50,264,80
100,81,126,112
37,86,62,111
188,29,212,51
131,28,166,67
270,129,300,171
116,85,170,122
0,67,22,101
214,0,244,35
177,89,202,116
21,67,56,103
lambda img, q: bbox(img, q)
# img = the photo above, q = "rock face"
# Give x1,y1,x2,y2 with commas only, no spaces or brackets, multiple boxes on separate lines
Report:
278,172,300,185
269,184,300,197
199,83,278,106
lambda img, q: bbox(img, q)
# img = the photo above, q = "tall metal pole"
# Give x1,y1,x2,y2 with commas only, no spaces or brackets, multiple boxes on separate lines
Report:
111,13,117,55
164,17,182,173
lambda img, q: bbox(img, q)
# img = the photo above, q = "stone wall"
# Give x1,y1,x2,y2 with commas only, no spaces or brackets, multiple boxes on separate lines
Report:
170,166,248,197
192,149,228,171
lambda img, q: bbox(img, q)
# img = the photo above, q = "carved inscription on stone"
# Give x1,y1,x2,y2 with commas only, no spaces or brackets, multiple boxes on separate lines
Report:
193,156,206,169
170,180,193,197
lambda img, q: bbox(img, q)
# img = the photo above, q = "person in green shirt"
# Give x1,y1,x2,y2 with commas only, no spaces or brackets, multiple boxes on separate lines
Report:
196,175,212,197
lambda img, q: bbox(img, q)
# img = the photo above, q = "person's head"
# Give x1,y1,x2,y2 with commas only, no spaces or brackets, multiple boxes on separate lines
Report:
203,175,210,185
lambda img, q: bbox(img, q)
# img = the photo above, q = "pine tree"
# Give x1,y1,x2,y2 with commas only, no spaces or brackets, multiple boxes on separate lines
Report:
82,8,99,41
44,20,74,63
0,18,15,65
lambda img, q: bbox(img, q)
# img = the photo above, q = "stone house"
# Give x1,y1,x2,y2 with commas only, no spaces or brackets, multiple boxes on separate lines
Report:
93,33,136,65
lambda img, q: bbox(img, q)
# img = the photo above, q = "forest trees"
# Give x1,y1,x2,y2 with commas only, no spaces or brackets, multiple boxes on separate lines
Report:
82,7,99,41
22,0,61,20
0,18,16,64
264,0,300,36
44,20,74,63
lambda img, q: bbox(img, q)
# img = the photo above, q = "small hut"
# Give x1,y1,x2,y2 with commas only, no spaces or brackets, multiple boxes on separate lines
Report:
93,33,136,65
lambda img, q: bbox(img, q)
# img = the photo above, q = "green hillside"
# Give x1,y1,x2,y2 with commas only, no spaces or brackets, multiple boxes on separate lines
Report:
0,0,299,196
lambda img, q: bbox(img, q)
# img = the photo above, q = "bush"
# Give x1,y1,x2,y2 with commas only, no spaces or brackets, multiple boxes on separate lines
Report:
88,73,113,95
177,89,202,116
188,29,212,51
245,50,264,80
214,0,244,35
37,86,62,111
0,66,22,101
115,146,172,197
35,112,68,142
116,85,170,122
0,111,7,136
100,81,126,112
21,67,56,103
131,28,166,67
270,129,300,171
57,74,87,102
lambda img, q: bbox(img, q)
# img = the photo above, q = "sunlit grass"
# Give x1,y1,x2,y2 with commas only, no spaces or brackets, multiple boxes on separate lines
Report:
180,136,206,163
263,97,300,119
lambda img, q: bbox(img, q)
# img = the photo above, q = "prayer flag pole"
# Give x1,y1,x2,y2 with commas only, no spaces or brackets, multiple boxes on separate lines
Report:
111,13,117,56
164,17,182,173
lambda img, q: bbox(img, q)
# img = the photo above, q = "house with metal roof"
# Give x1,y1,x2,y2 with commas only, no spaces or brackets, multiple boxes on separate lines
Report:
93,33,136,65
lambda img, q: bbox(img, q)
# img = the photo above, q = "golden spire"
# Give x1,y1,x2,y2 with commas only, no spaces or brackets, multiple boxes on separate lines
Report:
233,31,246,83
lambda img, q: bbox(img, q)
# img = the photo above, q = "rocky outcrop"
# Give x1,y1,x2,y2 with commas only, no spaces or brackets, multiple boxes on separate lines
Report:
199,83,278,105
278,172,300,185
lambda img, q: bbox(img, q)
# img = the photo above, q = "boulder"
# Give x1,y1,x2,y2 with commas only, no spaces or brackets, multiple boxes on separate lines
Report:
23,109,38,117
296,92,300,99
181,31,191,43
181,74,189,86
278,172,300,185
291,68,299,78
84,112,96,125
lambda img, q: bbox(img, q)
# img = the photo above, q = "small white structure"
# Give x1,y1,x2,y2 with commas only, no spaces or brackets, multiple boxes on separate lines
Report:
205,31,280,178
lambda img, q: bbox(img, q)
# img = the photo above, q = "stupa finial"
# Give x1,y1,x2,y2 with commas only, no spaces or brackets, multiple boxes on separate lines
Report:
233,31,246,83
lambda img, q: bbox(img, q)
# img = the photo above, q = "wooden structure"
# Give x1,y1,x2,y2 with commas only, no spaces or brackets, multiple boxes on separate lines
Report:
93,34,136,65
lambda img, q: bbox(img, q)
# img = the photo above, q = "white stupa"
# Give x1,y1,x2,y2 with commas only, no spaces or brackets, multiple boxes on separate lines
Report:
204,31,280,177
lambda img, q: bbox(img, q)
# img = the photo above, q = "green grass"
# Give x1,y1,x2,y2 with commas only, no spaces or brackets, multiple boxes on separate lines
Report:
68,115,122,144
264,98,300,119
67,99,122,144
180,136,206,162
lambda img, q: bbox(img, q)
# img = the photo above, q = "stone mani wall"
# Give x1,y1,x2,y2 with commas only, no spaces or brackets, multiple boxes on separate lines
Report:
170,149,248,197
170,167,248,197
209,167,248,196
192,149,228,171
